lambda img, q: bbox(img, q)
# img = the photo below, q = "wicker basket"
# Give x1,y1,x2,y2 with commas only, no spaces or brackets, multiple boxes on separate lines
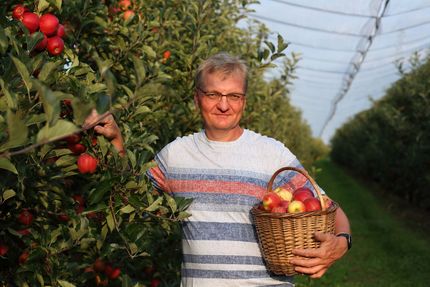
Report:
251,166,338,276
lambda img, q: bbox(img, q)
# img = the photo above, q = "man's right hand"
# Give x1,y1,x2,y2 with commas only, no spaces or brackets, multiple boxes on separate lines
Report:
83,109,125,155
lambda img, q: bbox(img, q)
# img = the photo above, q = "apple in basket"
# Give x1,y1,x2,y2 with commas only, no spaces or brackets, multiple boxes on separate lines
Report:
287,200,306,213
303,197,322,212
271,205,288,213
273,187,293,201
293,187,314,202
262,193,282,211
321,194,333,209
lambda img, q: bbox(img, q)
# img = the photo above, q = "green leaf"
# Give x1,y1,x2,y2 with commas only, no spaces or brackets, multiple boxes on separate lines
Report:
132,55,146,86
264,41,276,53
36,273,44,286
88,180,111,205
0,26,8,54
27,32,44,52
71,100,94,125
51,0,62,10
127,150,136,169
145,196,163,212
55,155,76,167
120,204,135,214
0,109,28,151
38,0,50,11
165,193,177,213
11,56,32,94
32,80,61,126
106,212,115,232
57,280,76,287
0,78,17,109
38,61,61,82
36,119,79,144
142,46,156,59
2,189,16,201
177,211,191,220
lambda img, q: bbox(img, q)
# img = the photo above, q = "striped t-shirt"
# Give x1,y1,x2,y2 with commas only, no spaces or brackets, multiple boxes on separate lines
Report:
147,129,317,287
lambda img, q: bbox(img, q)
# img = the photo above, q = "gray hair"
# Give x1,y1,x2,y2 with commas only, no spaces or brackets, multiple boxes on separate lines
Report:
195,52,249,93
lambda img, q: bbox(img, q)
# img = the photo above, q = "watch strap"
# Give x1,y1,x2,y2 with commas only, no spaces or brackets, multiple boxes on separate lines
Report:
336,233,352,250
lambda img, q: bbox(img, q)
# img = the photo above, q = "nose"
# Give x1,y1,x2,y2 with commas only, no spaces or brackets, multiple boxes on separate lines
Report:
216,96,230,112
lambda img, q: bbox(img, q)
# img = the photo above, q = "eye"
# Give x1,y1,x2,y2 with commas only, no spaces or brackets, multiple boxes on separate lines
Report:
205,92,220,99
228,94,243,101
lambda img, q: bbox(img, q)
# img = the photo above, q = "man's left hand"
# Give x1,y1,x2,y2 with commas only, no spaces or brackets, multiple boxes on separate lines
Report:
289,232,348,278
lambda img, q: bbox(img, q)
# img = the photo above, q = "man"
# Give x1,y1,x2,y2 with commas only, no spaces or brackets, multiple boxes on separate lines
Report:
86,52,351,286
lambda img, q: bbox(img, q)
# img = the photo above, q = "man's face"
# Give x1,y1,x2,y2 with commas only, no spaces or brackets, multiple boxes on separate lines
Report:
194,71,246,136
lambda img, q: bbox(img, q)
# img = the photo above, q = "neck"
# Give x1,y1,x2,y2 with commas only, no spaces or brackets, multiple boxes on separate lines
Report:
204,126,244,142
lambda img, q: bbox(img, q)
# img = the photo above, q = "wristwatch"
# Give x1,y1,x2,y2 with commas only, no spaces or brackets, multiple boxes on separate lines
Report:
336,233,352,250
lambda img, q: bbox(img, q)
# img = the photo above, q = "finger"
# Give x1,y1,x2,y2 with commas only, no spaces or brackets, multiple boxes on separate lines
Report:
314,232,331,242
83,109,100,128
309,268,327,279
289,257,320,268
94,125,111,137
294,264,326,276
292,248,321,258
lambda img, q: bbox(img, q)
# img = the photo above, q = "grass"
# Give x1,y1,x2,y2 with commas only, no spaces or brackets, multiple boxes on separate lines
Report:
295,158,430,287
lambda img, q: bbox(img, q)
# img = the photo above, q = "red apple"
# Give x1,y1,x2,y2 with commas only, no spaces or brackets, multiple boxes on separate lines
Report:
271,206,287,213
123,10,135,20
108,267,121,279
0,244,8,256
303,197,322,212
57,213,70,222
34,33,48,51
293,187,314,202
18,209,33,225
39,13,59,36
21,12,39,33
280,200,290,210
151,279,161,287
94,258,106,273
72,194,85,206
65,133,81,144
56,24,65,38
77,153,98,174
273,187,293,201
68,143,86,154
12,5,27,21
119,0,132,10
19,251,29,264
47,36,64,56
262,192,281,211
163,50,171,60
287,200,306,213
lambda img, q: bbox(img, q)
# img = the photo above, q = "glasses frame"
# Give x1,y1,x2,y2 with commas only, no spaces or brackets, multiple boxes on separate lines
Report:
196,87,246,103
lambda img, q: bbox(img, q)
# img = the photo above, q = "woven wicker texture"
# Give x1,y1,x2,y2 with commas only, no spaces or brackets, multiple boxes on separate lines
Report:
251,166,338,275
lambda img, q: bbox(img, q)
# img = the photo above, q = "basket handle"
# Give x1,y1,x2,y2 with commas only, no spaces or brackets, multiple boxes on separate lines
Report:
267,166,327,211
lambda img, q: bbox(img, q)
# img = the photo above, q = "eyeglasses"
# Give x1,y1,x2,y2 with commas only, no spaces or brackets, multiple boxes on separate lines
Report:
196,87,245,103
